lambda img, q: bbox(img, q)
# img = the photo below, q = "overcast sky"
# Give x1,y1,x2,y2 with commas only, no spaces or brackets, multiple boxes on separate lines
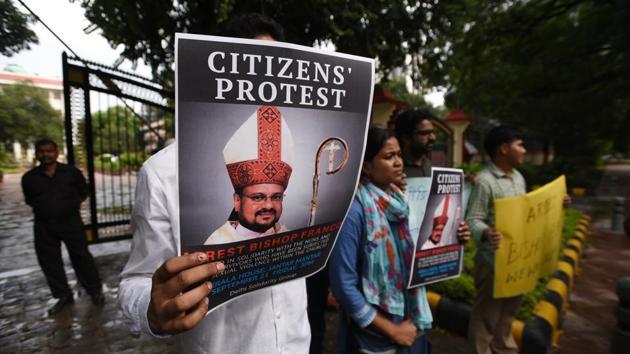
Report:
2,0,444,106
0,0,152,79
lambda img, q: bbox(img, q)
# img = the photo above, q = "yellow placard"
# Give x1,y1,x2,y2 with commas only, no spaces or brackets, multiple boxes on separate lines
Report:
493,175,566,298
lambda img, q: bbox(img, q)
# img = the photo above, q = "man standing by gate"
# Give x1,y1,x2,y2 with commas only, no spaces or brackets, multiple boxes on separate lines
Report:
22,138,104,315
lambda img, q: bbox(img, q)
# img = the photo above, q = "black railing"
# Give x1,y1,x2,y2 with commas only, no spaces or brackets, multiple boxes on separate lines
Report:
62,52,174,243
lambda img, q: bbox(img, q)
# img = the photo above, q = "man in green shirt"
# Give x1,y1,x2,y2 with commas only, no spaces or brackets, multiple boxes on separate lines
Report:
466,125,527,354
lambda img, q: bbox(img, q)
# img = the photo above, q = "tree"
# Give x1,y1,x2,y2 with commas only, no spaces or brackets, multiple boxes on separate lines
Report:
427,0,630,173
74,0,630,175
0,0,38,56
0,81,63,149
86,106,144,156
383,78,433,111
72,0,462,91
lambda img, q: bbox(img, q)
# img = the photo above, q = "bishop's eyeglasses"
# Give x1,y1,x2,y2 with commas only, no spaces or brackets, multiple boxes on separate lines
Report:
242,193,285,203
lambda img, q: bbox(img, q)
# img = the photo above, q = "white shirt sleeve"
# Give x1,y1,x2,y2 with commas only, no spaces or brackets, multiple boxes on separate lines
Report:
118,148,179,337
117,145,311,352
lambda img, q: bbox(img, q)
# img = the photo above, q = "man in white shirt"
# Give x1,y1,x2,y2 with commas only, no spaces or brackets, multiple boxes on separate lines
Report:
118,14,310,354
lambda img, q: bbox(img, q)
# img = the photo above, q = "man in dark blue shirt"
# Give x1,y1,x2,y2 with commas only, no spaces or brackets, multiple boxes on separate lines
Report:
22,138,103,315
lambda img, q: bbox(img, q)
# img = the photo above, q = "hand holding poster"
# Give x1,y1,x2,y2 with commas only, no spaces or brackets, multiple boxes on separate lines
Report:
176,34,373,312
493,175,567,298
408,168,465,288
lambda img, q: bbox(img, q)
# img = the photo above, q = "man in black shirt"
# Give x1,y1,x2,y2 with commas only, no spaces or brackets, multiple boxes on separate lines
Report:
22,138,103,315
394,109,471,244
394,108,437,178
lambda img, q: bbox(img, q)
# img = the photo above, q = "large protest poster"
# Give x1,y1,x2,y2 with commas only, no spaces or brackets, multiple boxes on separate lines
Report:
175,34,374,311
408,168,465,288
493,175,567,298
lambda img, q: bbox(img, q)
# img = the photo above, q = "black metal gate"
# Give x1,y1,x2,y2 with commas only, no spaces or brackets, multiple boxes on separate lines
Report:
62,52,174,243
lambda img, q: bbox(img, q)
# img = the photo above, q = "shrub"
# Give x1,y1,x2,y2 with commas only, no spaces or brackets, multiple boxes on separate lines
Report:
94,151,148,173
519,163,603,194
119,151,148,169
458,162,484,176
0,149,18,169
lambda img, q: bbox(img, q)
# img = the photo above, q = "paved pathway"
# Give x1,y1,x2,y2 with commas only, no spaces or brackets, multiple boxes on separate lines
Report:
557,228,630,354
595,163,630,201
558,163,630,353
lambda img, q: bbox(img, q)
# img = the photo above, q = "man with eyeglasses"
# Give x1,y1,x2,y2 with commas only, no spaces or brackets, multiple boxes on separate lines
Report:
204,105,294,244
394,108,437,179
394,108,471,248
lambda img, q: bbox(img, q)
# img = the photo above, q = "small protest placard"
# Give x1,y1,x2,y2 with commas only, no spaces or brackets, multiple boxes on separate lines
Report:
408,168,465,288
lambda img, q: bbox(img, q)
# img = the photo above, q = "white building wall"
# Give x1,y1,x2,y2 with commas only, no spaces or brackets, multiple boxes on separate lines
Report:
1,71,64,164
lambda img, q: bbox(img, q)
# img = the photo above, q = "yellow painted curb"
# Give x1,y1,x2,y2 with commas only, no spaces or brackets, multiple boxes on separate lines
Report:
552,328,564,349
519,213,589,353
562,248,579,264
512,319,525,347
533,300,559,330
546,278,569,311
427,291,441,311
567,239,583,254
573,230,586,242
575,224,588,234
557,261,574,288
563,248,581,276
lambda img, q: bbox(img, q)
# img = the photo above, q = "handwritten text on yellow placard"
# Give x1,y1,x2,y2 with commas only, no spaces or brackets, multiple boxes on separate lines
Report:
493,175,566,298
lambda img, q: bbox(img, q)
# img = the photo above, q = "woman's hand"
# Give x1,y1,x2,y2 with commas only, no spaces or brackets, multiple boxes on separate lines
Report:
389,319,418,347
457,221,471,244
368,314,418,348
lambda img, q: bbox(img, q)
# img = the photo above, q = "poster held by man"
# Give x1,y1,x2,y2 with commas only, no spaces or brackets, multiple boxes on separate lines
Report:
176,34,373,311
408,167,465,287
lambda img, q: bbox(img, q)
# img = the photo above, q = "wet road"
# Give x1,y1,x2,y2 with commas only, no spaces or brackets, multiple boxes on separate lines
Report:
0,173,175,353
558,163,630,354
0,173,132,274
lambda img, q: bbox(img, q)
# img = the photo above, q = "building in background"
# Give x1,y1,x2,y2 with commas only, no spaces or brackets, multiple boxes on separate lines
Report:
0,66,64,164
0,67,63,112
